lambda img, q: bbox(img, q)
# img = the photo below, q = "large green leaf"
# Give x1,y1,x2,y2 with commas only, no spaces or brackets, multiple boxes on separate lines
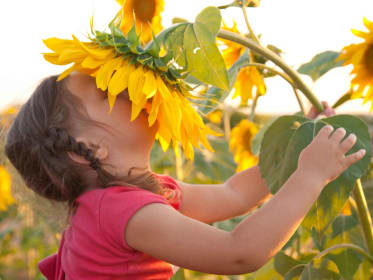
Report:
181,7,228,91
274,251,303,276
196,45,252,113
259,115,371,234
325,248,365,280
298,51,343,82
300,258,341,280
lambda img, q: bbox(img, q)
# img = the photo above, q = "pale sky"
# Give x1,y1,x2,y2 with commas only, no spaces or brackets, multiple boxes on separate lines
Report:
0,0,372,114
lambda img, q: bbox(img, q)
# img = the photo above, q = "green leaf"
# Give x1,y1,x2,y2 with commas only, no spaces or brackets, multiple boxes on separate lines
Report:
284,265,306,280
298,51,343,82
251,117,277,156
300,258,341,280
259,115,371,234
325,248,365,280
171,268,186,280
183,7,229,91
274,251,303,276
197,50,252,114
331,212,359,239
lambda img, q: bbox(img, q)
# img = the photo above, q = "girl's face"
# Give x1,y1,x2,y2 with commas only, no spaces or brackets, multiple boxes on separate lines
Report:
65,72,158,159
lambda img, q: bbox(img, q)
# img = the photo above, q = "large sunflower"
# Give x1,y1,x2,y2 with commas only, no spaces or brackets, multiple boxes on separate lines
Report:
0,166,14,211
229,119,258,172
43,23,221,161
219,21,266,105
116,0,164,44
338,17,373,110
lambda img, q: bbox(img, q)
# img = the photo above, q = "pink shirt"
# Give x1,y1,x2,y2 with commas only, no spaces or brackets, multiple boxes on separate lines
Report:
38,174,182,280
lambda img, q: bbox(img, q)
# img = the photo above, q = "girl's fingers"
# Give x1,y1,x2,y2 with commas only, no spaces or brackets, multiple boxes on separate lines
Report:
316,125,334,139
345,149,366,166
330,127,346,142
340,133,357,154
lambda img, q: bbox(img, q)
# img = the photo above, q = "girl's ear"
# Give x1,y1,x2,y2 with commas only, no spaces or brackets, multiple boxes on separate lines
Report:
67,137,109,165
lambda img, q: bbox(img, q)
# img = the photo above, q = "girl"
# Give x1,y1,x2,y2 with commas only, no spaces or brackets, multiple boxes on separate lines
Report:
5,72,365,279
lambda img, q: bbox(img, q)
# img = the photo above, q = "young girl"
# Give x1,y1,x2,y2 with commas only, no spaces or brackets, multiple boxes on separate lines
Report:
5,72,365,279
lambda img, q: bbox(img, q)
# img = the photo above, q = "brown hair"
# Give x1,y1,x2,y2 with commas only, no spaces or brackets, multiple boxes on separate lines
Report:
5,75,167,224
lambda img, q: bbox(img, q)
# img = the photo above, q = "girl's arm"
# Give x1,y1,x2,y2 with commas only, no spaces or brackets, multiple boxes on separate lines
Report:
125,125,365,275
175,101,335,224
175,165,271,224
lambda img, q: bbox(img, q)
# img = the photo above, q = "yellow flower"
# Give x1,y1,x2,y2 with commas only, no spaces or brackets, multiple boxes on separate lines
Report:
1,106,19,127
220,21,246,68
229,119,258,172
0,166,14,211
233,66,266,105
219,21,266,105
43,36,221,160
206,110,223,124
116,0,164,44
338,17,373,110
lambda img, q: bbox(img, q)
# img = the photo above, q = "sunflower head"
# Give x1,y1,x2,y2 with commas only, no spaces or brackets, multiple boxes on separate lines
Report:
42,14,222,160
229,119,259,172
338,17,373,110
116,0,164,44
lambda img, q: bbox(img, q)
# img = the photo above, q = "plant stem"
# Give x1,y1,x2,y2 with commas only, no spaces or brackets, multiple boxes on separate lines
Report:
217,30,324,113
241,62,306,114
249,93,259,121
314,243,373,264
353,179,373,257
241,2,261,44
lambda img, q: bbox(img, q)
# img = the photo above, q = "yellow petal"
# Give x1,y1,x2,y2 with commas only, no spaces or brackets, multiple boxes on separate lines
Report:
81,55,105,69
143,70,157,98
58,49,86,64
43,37,75,53
148,91,162,127
96,57,123,91
128,66,146,104
131,94,148,121
107,92,117,113
108,60,132,96
57,64,79,81
363,17,373,32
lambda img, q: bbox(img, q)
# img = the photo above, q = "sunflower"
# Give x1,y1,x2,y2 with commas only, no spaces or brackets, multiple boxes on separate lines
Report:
43,32,221,160
219,21,266,105
229,119,259,172
338,17,373,110
0,166,14,211
116,0,164,44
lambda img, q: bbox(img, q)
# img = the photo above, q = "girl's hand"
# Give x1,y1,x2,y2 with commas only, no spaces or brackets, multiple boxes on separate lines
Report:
297,125,366,187
307,101,335,119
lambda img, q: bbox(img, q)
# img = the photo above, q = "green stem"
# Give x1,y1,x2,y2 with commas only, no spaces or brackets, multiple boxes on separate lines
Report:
353,179,373,257
242,62,306,114
332,89,353,109
314,243,373,264
249,93,259,122
241,2,261,44
217,29,324,113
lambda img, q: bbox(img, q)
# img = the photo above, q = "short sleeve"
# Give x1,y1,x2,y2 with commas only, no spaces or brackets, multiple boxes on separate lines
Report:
156,174,183,210
99,187,169,251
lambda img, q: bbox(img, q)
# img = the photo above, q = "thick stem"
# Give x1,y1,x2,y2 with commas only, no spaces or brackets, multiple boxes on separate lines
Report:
353,179,373,257
217,29,324,113
315,243,373,264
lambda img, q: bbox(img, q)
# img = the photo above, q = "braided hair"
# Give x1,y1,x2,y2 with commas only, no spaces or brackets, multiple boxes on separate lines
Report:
5,75,165,224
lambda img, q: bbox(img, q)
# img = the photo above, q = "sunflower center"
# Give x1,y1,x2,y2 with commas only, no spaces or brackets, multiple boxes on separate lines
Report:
242,129,253,151
364,44,373,75
133,0,156,22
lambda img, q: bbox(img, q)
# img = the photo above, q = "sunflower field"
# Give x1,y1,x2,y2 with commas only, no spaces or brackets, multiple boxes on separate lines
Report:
1,0,373,279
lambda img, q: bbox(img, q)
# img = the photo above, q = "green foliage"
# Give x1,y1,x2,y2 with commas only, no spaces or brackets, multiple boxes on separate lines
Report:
259,115,371,235
298,51,343,82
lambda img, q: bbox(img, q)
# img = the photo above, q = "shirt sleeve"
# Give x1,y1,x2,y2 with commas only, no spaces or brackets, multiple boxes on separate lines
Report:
156,174,183,211
99,186,170,251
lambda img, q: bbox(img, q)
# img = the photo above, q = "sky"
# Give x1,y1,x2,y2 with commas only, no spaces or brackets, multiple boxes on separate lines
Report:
0,0,372,114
